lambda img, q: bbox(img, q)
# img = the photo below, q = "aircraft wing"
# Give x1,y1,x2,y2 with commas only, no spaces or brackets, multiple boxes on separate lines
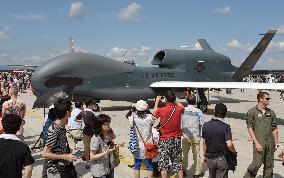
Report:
150,81,284,90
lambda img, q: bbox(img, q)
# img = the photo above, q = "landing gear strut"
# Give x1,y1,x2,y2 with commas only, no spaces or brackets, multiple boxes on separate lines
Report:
197,88,208,112
93,103,101,112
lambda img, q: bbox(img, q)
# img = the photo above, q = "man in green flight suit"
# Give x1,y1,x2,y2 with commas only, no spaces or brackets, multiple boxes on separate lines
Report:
244,92,279,178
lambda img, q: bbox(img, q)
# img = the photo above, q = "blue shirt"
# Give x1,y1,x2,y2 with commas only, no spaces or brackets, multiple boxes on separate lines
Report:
181,105,205,137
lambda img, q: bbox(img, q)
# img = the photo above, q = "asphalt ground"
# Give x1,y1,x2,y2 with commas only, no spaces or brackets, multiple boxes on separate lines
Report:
20,89,284,178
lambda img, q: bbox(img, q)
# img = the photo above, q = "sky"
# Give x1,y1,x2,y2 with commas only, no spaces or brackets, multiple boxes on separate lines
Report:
0,0,284,69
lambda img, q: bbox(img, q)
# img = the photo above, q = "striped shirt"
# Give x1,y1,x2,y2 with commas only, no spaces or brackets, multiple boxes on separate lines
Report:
45,123,71,174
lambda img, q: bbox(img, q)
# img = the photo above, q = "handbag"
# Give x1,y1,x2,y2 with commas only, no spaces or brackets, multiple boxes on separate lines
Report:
113,146,120,167
128,123,138,154
158,105,176,135
134,120,158,160
143,141,159,160
222,146,237,172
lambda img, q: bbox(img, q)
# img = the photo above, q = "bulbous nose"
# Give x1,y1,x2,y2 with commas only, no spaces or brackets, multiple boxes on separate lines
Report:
31,69,47,97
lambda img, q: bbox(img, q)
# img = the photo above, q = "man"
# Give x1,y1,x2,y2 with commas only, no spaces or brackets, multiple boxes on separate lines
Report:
0,114,34,178
42,98,77,178
181,94,205,177
202,103,236,178
244,92,278,178
154,90,185,178
77,99,97,169
67,101,84,149
2,87,26,140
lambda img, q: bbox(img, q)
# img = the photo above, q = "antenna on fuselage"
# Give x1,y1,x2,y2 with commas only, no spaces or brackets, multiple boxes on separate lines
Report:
69,36,75,53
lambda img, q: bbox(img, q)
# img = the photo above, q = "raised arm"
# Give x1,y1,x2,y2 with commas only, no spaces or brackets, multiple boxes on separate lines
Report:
153,96,162,115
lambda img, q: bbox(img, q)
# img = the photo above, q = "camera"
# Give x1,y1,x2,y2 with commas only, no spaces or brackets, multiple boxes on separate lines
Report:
107,141,114,149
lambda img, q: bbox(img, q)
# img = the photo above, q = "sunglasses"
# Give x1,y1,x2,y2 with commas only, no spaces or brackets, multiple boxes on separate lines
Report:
265,98,271,101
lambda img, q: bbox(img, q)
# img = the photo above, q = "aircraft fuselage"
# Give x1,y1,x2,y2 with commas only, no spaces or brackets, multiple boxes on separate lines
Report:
32,51,236,101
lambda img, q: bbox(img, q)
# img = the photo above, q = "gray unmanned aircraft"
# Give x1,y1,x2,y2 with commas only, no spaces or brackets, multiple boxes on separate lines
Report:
32,29,284,111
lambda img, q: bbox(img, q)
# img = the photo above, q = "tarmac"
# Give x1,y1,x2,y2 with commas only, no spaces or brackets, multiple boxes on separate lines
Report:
20,89,284,178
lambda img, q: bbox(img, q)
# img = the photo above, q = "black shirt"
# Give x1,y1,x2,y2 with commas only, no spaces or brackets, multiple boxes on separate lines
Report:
0,138,35,178
77,109,97,136
202,118,232,159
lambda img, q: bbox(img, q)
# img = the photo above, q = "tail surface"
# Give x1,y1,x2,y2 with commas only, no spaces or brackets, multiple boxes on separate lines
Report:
197,39,214,51
232,29,277,81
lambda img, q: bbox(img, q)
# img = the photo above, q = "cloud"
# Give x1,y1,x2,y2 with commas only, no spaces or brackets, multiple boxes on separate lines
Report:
69,2,84,18
118,2,144,21
225,39,255,52
277,25,284,35
49,45,87,59
0,32,8,40
226,39,243,49
107,47,128,59
262,58,284,69
135,46,151,56
0,54,45,65
267,41,284,52
11,13,46,20
211,5,232,14
193,42,202,50
107,46,152,65
0,25,11,40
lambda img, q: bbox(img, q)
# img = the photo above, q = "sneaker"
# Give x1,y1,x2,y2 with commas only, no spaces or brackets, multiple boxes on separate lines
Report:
193,172,205,178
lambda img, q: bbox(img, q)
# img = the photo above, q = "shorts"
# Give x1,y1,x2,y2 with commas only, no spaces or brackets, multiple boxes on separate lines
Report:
134,159,153,171
158,138,182,172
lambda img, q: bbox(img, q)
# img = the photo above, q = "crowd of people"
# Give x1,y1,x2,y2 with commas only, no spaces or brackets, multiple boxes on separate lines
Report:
0,87,283,178
0,72,33,94
243,74,284,83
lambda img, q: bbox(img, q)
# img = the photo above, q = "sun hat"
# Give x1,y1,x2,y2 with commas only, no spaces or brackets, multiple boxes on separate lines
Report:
134,100,148,111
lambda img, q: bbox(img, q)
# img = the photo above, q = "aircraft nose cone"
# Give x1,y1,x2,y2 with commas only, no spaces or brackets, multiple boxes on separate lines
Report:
31,67,47,97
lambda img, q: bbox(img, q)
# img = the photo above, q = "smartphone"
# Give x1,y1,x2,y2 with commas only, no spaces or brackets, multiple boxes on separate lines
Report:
73,150,82,158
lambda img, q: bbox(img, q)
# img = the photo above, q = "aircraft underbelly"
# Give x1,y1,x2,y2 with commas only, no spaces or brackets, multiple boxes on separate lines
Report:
88,87,156,101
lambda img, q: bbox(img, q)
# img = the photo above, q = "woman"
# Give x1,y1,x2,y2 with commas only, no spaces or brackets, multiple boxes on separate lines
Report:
128,100,156,178
90,114,116,178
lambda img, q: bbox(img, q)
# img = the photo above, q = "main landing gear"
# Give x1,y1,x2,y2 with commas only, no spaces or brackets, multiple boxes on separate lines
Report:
93,103,100,112
197,88,208,112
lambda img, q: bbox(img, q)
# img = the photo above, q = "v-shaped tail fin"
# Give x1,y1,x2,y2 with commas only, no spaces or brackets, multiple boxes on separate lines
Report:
232,29,277,81
197,39,214,51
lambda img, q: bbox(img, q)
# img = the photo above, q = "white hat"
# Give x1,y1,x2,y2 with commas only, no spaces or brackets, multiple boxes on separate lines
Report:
134,100,148,111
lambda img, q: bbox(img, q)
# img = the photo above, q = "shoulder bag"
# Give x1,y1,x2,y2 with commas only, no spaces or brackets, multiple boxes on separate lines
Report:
157,105,176,135
134,119,158,160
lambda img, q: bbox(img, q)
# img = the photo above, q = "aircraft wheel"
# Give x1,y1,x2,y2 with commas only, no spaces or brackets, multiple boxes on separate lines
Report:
197,102,207,112
93,104,100,112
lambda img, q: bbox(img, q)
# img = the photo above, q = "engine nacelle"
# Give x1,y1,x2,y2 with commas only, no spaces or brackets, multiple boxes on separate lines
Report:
152,49,184,68
152,49,231,70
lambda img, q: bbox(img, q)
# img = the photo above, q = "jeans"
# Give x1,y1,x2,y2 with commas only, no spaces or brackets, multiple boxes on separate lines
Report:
206,156,229,178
